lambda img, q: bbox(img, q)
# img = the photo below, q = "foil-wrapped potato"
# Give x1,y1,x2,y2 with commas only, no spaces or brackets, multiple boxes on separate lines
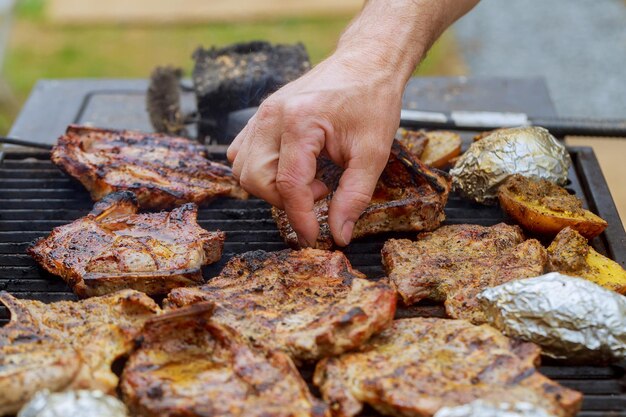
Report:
478,272,626,363
435,400,556,417
450,126,571,204
18,390,128,417
498,175,607,238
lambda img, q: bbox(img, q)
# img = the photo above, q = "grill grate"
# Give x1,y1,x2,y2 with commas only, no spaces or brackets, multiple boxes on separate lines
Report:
0,149,625,416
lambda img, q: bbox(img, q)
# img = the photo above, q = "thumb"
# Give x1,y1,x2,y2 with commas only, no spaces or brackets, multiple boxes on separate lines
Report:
327,160,385,246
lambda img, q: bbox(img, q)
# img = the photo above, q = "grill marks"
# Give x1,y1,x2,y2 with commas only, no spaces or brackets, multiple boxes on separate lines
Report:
314,318,582,417
27,191,225,297
0,290,160,415
164,249,397,362
120,302,329,417
51,125,247,209
382,223,548,324
272,141,451,249
0,151,625,416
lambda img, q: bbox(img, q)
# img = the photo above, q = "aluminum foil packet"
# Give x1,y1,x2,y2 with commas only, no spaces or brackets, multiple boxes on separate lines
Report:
18,390,128,417
450,126,571,204
478,272,626,363
435,400,556,417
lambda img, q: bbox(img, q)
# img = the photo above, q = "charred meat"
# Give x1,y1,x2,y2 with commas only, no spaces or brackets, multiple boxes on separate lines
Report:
314,318,582,417
273,141,451,249
28,191,224,297
121,303,328,417
51,124,246,209
0,290,159,416
165,249,396,362
382,223,547,323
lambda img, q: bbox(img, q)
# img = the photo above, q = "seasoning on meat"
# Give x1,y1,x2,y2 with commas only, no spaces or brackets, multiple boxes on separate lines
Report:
314,318,582,417
272,140,451,249
164,248,396,362
51,124,247,210
121,302,329,417
28,191,225,297
382,223,547,323
0,290,159,416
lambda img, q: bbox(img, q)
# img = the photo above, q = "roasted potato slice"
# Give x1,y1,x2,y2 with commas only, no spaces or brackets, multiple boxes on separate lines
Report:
420,130,462,168
548,227,626,294
396,128,429,157
498,174,607,239
396,129,461,168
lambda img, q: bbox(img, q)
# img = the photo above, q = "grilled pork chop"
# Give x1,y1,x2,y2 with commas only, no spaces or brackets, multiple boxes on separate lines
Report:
28,191,224,297
121,303,329,417
382,223,547,323
314,318,582,417
272,141,451,249
164,249,396,361
52,124,247,209
0,290,159,416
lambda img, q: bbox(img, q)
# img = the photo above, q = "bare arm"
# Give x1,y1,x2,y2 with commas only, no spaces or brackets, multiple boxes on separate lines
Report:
227,0,479,247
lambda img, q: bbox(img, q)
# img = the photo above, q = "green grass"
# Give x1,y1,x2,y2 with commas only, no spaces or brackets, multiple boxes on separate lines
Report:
0,1,465,134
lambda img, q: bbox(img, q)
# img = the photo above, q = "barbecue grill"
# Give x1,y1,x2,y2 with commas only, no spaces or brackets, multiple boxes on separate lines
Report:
1,78,625,416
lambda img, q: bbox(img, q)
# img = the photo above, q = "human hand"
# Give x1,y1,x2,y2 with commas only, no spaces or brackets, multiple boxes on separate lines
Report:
227,0,479,247
227,52,404,247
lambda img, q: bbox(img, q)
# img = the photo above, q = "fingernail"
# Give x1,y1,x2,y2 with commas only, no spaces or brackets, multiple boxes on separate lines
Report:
340,221,355,246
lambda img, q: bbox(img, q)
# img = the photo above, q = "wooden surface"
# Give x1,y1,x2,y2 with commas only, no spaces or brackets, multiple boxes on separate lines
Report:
48,0,363,23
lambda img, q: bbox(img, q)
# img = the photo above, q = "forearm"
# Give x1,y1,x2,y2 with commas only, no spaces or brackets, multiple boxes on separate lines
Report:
335,0,479,90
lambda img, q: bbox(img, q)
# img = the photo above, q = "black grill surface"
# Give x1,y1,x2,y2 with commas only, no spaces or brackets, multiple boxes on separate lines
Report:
0,148,625,416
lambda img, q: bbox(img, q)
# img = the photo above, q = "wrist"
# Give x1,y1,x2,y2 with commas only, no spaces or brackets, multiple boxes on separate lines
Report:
333,0,477,91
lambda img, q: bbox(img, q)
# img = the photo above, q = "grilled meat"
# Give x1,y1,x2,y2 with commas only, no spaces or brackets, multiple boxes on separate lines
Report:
121,302,329,417
314,318,582,417
164,249,396,362
51,124,247,209
382,223,547,323
28,191,224,297
0,290,159,416
273,141,451,249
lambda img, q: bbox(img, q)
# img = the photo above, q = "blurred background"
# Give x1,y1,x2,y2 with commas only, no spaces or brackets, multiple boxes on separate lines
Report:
0,0,625,220
2,0,626,134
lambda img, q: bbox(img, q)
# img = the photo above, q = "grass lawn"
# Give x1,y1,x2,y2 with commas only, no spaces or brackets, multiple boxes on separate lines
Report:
0,0,465,134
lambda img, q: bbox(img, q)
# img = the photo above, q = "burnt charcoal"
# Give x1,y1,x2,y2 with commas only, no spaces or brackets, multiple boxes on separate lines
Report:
146,66,189,136
192,41,311,143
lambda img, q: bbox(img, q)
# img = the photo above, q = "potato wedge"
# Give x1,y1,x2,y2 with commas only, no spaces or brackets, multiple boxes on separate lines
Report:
420,130,462,169
548,227,626,294
396,128,429,157
498,174,607,239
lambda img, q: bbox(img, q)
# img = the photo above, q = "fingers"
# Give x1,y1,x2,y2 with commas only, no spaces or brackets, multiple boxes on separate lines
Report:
276,127,326,247
226,120,251,164
231,106,284,208
230,94,330,247
328,154,387,246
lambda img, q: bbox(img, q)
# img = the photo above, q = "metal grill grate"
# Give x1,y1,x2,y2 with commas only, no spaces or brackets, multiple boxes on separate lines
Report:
0,149,625,416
